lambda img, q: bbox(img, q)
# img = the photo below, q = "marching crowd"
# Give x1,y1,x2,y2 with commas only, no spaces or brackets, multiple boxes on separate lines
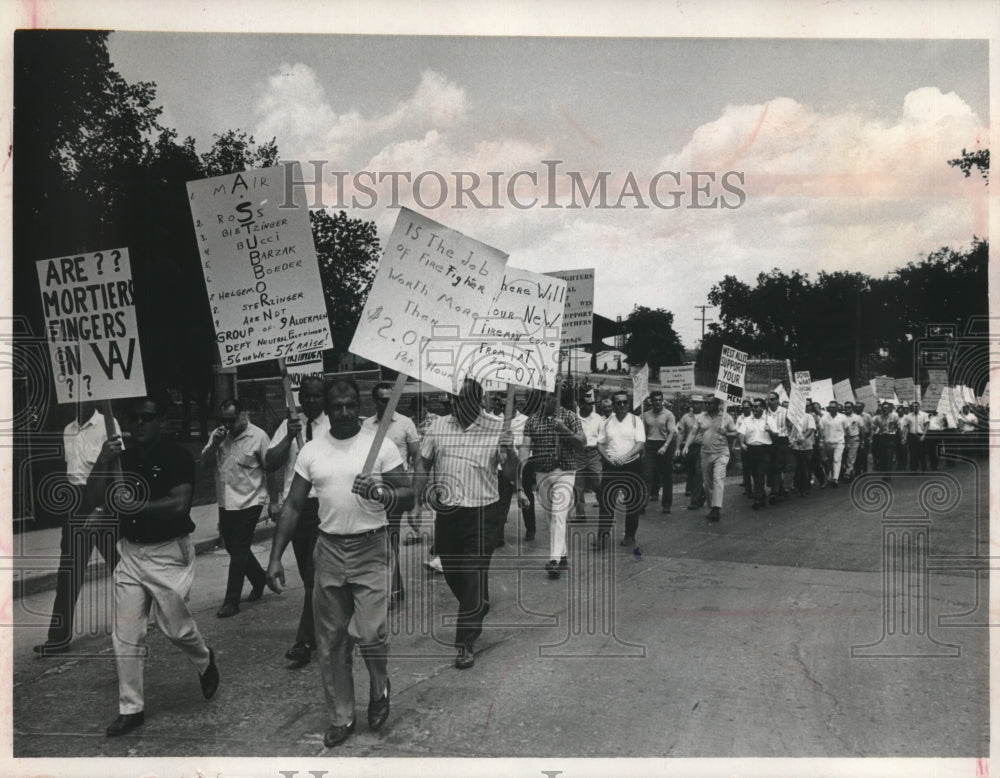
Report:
30,377,987,746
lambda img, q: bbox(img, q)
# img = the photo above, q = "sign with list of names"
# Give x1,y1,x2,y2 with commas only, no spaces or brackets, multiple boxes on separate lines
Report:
187,166,333,367
37,248,147,404
788,370,811,431
350,207,509,393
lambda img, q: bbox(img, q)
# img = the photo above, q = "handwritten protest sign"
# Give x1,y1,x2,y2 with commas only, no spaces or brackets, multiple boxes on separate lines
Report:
37,249,147,403
833,378,855,405
659,364,695,394
714,345,748,404
350,207,508,393
854,383,877,412
810,378,835,407
459,267,566,391
772,383,788,403
285,350,325,389
873,376,895,402
547,268,594,347
187,166,332,367
937,386,958,426
788,371,811,431
894,378,916,404
632,364,650,411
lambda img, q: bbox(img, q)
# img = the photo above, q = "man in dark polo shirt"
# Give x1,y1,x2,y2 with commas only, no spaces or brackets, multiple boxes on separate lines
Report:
88,394,219,737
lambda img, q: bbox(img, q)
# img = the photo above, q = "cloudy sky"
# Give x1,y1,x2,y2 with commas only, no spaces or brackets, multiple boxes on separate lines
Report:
107,34,989,349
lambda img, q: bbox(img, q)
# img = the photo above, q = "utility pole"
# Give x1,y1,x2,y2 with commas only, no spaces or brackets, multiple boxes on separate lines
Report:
694,305,715,343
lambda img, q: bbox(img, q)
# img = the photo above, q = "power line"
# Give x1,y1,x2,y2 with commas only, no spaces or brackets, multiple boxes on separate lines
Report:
694,305,715,342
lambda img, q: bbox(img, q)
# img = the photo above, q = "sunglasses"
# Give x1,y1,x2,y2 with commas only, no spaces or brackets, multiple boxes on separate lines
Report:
613,400,629,406
131,412,158,423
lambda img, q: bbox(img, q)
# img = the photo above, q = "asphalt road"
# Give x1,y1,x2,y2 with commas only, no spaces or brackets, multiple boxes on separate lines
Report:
11,456,989,759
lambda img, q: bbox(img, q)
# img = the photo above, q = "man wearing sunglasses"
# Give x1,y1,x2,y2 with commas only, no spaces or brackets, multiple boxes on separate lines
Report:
90,395,219,737
201,399,271,618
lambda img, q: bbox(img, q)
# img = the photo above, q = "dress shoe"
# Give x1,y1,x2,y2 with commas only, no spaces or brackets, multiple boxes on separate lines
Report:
619,536,636,547
368,679,390,731
558,556,569,571
707,507,721,522
523,532,535,541
246,584,265,602
106,711,145,737
545,559,560,579
661,506,671,514
455,645,475,670
285,642,313,664
216,603,239,618
200,648,220,699
752,501,762,511
33,641,70,657
323,719,356,747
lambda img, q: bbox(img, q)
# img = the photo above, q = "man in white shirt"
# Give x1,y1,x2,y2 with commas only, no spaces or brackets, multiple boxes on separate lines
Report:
818,402,848,487
926,410,949,470
362,382,419,609
266,378,411,748
202,399,271,618
573,387,604,522
264,376,328,665
788,405,818,495
35,402,121,655
738,399,777,510
841,403,864,481
683,396,738,522
903,401,930,471
765,391,791,500
596,391,647,548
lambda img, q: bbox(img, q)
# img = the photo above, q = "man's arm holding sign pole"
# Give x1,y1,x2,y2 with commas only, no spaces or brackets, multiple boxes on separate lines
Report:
277,357,305,450
362,373,407,476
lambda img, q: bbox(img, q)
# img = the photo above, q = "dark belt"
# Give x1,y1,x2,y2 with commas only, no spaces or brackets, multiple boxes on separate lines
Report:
320,525,386,541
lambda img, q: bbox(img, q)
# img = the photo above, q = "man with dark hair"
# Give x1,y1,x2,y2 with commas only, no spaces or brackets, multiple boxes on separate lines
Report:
266,378,412,748
34,401,121,656
415,378,516,669
264,375,327,665
595,390,646,548
738,399,777,510
362,381,419,609
202,398,271,618
871,402,900,473
90,396,219,737
642,390,677,515
683,396,738,522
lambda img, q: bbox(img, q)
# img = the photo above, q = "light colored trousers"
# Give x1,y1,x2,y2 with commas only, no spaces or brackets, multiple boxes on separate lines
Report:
823,441,845,481
113,535,211,714
313,530,390,728
535,468,576,561
700,450,731,509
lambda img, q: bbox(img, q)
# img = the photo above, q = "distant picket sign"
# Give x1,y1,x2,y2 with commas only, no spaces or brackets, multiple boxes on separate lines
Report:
922,369,948,412
833,378,855,405
788,370,811,431
810,378,835,407
714,345,748,404
37,248,147,404
350,207,509,393
546,268,594,347
659,364,695,394
854,383,877,413
632,364,650,410
285,350,325,389
187,165,333,367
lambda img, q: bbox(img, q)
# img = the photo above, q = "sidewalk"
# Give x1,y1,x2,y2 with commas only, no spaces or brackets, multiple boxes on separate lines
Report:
11,503,276,600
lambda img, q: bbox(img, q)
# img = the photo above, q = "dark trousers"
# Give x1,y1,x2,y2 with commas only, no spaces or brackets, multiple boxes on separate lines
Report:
435,503,498,649
47,484,119,645
768,438,790,494
687,444,705,506
906,434,927,472
598,458,647,539
873,436,895,472
810,444,827,485
387,511,404,598
745,444,772,502
856,439,870,475
520,462,537,536
496,473,513,543
895,438,908,470
740,446,753,495
219,505,266,606
643,440,675,508
926,432,943,470
792,448,812,493
291,498,319,646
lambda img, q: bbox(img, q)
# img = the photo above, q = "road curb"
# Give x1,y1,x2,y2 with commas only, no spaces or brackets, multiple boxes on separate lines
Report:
14,523,277,601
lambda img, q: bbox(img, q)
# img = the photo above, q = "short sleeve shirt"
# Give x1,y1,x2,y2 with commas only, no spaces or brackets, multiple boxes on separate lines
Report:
294,429,403,535
642,409,676,442
268,412,330,504
362,412,419,470
64,411,121,486
577,411,604,448
119,440,197,543
524,408,583,471
420,411,507,507
819,414,848,444
597,412,646,460
698,412,737,455
214,423,271,510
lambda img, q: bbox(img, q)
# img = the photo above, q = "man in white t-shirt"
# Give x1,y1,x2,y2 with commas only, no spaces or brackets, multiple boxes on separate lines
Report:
362,382,419,609
266,378,412,749
818,402,848,486
596,391,647,548
264,376,328,666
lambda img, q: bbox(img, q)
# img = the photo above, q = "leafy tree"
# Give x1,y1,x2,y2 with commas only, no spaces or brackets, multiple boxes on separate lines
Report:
311,210,381,356
621,306,685,377
948,148,989,184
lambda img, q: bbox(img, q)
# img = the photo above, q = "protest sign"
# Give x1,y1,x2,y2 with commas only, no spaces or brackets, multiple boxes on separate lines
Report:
810,378,835,407
960,384,977,406
873,375,895,401
632,364,650,411
894,378,916,404
37,248,147,404
546,268,594,347
350,207,508,393
187,166,333,367
833,378,855,405
659,364,695,394
854,383,877,412
461,266,566,391
772,383,788,403
937,386,958,427
285,350,325,389
714,345,748,404
788,372,811,431
981,382,990,406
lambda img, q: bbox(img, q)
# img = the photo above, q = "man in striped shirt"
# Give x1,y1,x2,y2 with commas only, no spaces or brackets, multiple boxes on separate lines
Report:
415,378,516,670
